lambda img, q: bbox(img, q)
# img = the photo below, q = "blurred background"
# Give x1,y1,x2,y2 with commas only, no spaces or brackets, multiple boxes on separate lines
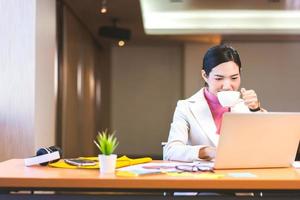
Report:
1,0,300,161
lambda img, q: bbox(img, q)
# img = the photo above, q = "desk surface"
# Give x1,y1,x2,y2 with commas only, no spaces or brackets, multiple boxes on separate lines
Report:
1,159,300,191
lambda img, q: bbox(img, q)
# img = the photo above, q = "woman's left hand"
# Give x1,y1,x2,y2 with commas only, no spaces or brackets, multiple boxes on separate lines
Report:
240,88,260,110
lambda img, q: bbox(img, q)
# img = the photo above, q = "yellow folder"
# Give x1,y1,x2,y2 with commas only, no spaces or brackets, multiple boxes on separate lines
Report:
49,156,152,169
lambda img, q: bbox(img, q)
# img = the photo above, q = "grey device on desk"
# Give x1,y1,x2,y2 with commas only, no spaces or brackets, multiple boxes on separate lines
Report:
214,112,300,169
64,159,97,166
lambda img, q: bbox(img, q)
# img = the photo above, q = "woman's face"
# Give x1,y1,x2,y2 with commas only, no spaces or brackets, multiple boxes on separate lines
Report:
202,61,241,96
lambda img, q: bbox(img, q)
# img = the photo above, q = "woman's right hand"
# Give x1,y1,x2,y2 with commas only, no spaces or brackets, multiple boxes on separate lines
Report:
199,146,216,160
240,88,260,110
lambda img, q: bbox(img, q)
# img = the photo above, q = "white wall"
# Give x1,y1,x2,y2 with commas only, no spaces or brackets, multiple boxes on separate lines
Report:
111,45,182,157
183,43,215,98
0,0,57,161
0,0,35,160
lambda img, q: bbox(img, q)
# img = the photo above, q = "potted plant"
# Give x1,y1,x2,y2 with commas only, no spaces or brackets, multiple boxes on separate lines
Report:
94,130,119,174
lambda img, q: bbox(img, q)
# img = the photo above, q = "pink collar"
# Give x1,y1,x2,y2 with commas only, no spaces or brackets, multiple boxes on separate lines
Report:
204,88,229,134
204,88,220,105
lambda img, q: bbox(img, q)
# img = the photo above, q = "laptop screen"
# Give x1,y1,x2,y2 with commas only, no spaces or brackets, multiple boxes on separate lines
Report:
214,112,300,169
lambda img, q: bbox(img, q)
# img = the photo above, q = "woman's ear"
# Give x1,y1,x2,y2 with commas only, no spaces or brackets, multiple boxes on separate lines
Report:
201,70,208,82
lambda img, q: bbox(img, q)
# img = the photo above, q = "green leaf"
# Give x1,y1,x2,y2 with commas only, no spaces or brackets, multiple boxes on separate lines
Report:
94,129,119,155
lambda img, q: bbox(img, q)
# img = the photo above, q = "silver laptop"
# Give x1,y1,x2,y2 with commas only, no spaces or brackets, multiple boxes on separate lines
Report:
214,112,300,169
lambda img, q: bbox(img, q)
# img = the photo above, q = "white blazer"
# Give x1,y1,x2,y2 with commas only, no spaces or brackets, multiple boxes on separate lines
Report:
163,88,250,162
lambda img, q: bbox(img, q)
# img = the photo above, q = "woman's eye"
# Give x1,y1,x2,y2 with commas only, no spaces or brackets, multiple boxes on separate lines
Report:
231,77,238,80
215,78,223,81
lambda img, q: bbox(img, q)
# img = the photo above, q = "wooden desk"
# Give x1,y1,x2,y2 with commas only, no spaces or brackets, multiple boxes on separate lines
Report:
1,159,300,199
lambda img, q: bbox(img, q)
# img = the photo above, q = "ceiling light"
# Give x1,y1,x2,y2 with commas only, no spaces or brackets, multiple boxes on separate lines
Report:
140,0,300,34
100,7,107,14
118,40,125,47
100,0,107,14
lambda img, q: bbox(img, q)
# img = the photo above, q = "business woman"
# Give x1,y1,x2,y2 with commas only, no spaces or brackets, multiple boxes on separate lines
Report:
164,44,264,162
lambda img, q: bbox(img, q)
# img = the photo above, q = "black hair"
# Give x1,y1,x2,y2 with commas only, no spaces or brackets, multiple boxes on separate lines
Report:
202,44,242,76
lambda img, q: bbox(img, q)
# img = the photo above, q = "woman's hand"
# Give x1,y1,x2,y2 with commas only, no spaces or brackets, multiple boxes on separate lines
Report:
240,88,260,110
199,146,216,160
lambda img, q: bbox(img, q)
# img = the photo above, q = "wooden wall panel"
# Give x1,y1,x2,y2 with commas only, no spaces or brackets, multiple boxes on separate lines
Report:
61,6,98,157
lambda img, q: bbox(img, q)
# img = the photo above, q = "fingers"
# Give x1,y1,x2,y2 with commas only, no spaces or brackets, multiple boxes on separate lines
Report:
244,99,259,109
206,147,216,159
241,89,257,100
199,146,216,160
241,87,246,94
240,88,259,109
204,147,216,160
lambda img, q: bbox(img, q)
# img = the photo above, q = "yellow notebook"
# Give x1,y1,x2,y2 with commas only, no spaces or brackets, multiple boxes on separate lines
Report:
49,156,152,169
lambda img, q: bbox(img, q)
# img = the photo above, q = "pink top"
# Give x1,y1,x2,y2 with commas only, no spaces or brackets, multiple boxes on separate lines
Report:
204,88,230,134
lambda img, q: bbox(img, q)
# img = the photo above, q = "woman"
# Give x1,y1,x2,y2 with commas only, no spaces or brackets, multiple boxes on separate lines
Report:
164,44,264,162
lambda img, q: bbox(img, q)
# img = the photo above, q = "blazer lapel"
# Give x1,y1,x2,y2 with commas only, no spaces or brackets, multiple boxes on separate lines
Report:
187,89,219,146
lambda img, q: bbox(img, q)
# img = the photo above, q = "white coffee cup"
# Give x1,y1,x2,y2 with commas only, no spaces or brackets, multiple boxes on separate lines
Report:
217,91,241,107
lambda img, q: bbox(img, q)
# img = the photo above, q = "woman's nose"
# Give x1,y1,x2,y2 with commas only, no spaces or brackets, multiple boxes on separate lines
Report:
222,80,232,90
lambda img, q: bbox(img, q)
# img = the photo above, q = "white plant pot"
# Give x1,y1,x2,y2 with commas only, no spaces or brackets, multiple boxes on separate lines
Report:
98,154,117,175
